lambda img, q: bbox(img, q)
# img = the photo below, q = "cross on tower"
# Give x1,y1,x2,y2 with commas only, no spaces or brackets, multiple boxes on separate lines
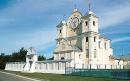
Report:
88,0,91,11
74,4,77,9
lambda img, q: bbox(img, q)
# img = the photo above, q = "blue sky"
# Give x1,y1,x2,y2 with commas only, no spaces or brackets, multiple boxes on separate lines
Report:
0,0,130,58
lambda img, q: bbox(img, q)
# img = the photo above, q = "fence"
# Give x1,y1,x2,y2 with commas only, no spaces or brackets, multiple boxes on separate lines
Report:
74,64,128,69
65,65,130,80
5,61,69,74
35,61,66,74
5,62,25,71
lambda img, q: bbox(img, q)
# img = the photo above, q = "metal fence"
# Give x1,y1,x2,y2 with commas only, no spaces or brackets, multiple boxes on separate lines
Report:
65,64,130,80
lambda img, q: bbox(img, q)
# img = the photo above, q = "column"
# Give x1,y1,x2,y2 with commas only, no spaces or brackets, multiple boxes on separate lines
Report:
88,34,94,64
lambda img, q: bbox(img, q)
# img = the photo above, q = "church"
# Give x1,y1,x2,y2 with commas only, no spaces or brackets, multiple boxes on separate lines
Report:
5,6,127,74
53,8,115,69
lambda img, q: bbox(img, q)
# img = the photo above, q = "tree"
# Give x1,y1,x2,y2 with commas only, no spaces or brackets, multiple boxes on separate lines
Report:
0,47,27,69
0,47,46,69
38,56,46,61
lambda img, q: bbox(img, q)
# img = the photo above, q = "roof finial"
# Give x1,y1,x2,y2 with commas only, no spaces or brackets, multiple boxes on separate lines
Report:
74,4,77,9
62,14,66,24
73,4,78,12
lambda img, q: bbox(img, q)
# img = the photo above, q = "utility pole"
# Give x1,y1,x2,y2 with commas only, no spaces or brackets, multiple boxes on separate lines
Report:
122,48,124,56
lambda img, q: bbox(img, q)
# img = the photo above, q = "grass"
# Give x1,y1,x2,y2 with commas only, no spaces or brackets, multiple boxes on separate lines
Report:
1,70,130,81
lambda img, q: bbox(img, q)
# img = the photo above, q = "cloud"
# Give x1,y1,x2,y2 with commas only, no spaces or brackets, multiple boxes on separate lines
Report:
99,2,130,29
13,27,56,51
112,37,130,43
0,0,130,55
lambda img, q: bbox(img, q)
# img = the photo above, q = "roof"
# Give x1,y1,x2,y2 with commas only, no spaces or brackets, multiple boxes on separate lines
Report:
72,8,82,15
56,21,66,28
56,21,63,28
82,11,98,19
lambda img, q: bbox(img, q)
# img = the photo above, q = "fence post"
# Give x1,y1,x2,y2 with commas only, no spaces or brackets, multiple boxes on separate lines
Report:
82,64,84,69
90,64,91,69
105,64,106,69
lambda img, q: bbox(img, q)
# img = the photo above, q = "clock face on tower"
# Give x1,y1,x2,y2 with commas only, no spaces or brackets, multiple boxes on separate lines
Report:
71,17,79,29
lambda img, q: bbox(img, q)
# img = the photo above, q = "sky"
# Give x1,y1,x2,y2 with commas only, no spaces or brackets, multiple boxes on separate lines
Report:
0,0,130,58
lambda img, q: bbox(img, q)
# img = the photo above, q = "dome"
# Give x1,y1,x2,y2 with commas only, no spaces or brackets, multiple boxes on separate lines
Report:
84,10,97,18
73,8,78,12
88,11,95,15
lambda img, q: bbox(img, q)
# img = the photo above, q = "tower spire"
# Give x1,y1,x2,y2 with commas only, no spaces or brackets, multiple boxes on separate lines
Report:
88,0,91,11
74,4,77,9
73,4,78,12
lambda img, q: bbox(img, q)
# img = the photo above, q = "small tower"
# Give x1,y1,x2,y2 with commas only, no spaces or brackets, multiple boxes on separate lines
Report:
81,2,99,64
56,17,67,39
24,47,38,72
82,10,99,33
86,11,99,33
82,0,99,33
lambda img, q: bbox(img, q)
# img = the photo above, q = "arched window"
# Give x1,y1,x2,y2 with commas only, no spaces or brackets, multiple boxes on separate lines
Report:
105,42,107,49
86,37,88,42
99,41,101,48
60,29,62,33
94,37,96,42
94,49,96,58
79,54,81,59
93,21,96,26
85,21,88,26
86,49,89,58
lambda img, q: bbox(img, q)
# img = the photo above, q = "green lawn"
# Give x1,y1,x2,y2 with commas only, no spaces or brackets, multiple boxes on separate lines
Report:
1,70,130,81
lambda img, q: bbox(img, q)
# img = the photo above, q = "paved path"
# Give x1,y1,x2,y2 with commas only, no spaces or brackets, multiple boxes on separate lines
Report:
0,71,35,81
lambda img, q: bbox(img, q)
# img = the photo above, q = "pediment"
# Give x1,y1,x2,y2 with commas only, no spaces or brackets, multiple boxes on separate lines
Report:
54,38,81,54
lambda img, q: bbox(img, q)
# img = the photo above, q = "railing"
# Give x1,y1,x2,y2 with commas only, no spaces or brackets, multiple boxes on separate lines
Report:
65,64,130,80
74,64,126,69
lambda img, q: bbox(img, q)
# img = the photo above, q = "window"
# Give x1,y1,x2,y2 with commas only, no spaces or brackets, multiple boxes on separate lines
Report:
105,42,107,49
86,37,88,42
86,49,89,58
61,57,65,60
99,41,101,48
94,49,96,58
85,21,88,26
93,21,96,26
94,37,96,42
60,29,62,33
79,54,81,59
29,57,31,60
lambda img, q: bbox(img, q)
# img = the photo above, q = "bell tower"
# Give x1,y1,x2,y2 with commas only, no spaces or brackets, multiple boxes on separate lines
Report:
82,8,99,33
81,1,99,64
87,11,98,33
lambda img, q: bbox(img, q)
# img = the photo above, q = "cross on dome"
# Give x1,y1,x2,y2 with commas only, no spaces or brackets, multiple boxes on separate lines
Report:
73,4,78,12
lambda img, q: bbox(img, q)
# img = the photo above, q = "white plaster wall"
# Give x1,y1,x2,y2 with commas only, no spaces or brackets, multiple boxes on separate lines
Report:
35,62,67,74
5,62,25,71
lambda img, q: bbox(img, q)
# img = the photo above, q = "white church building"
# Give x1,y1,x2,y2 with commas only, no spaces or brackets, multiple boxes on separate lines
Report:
5,7,128,74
